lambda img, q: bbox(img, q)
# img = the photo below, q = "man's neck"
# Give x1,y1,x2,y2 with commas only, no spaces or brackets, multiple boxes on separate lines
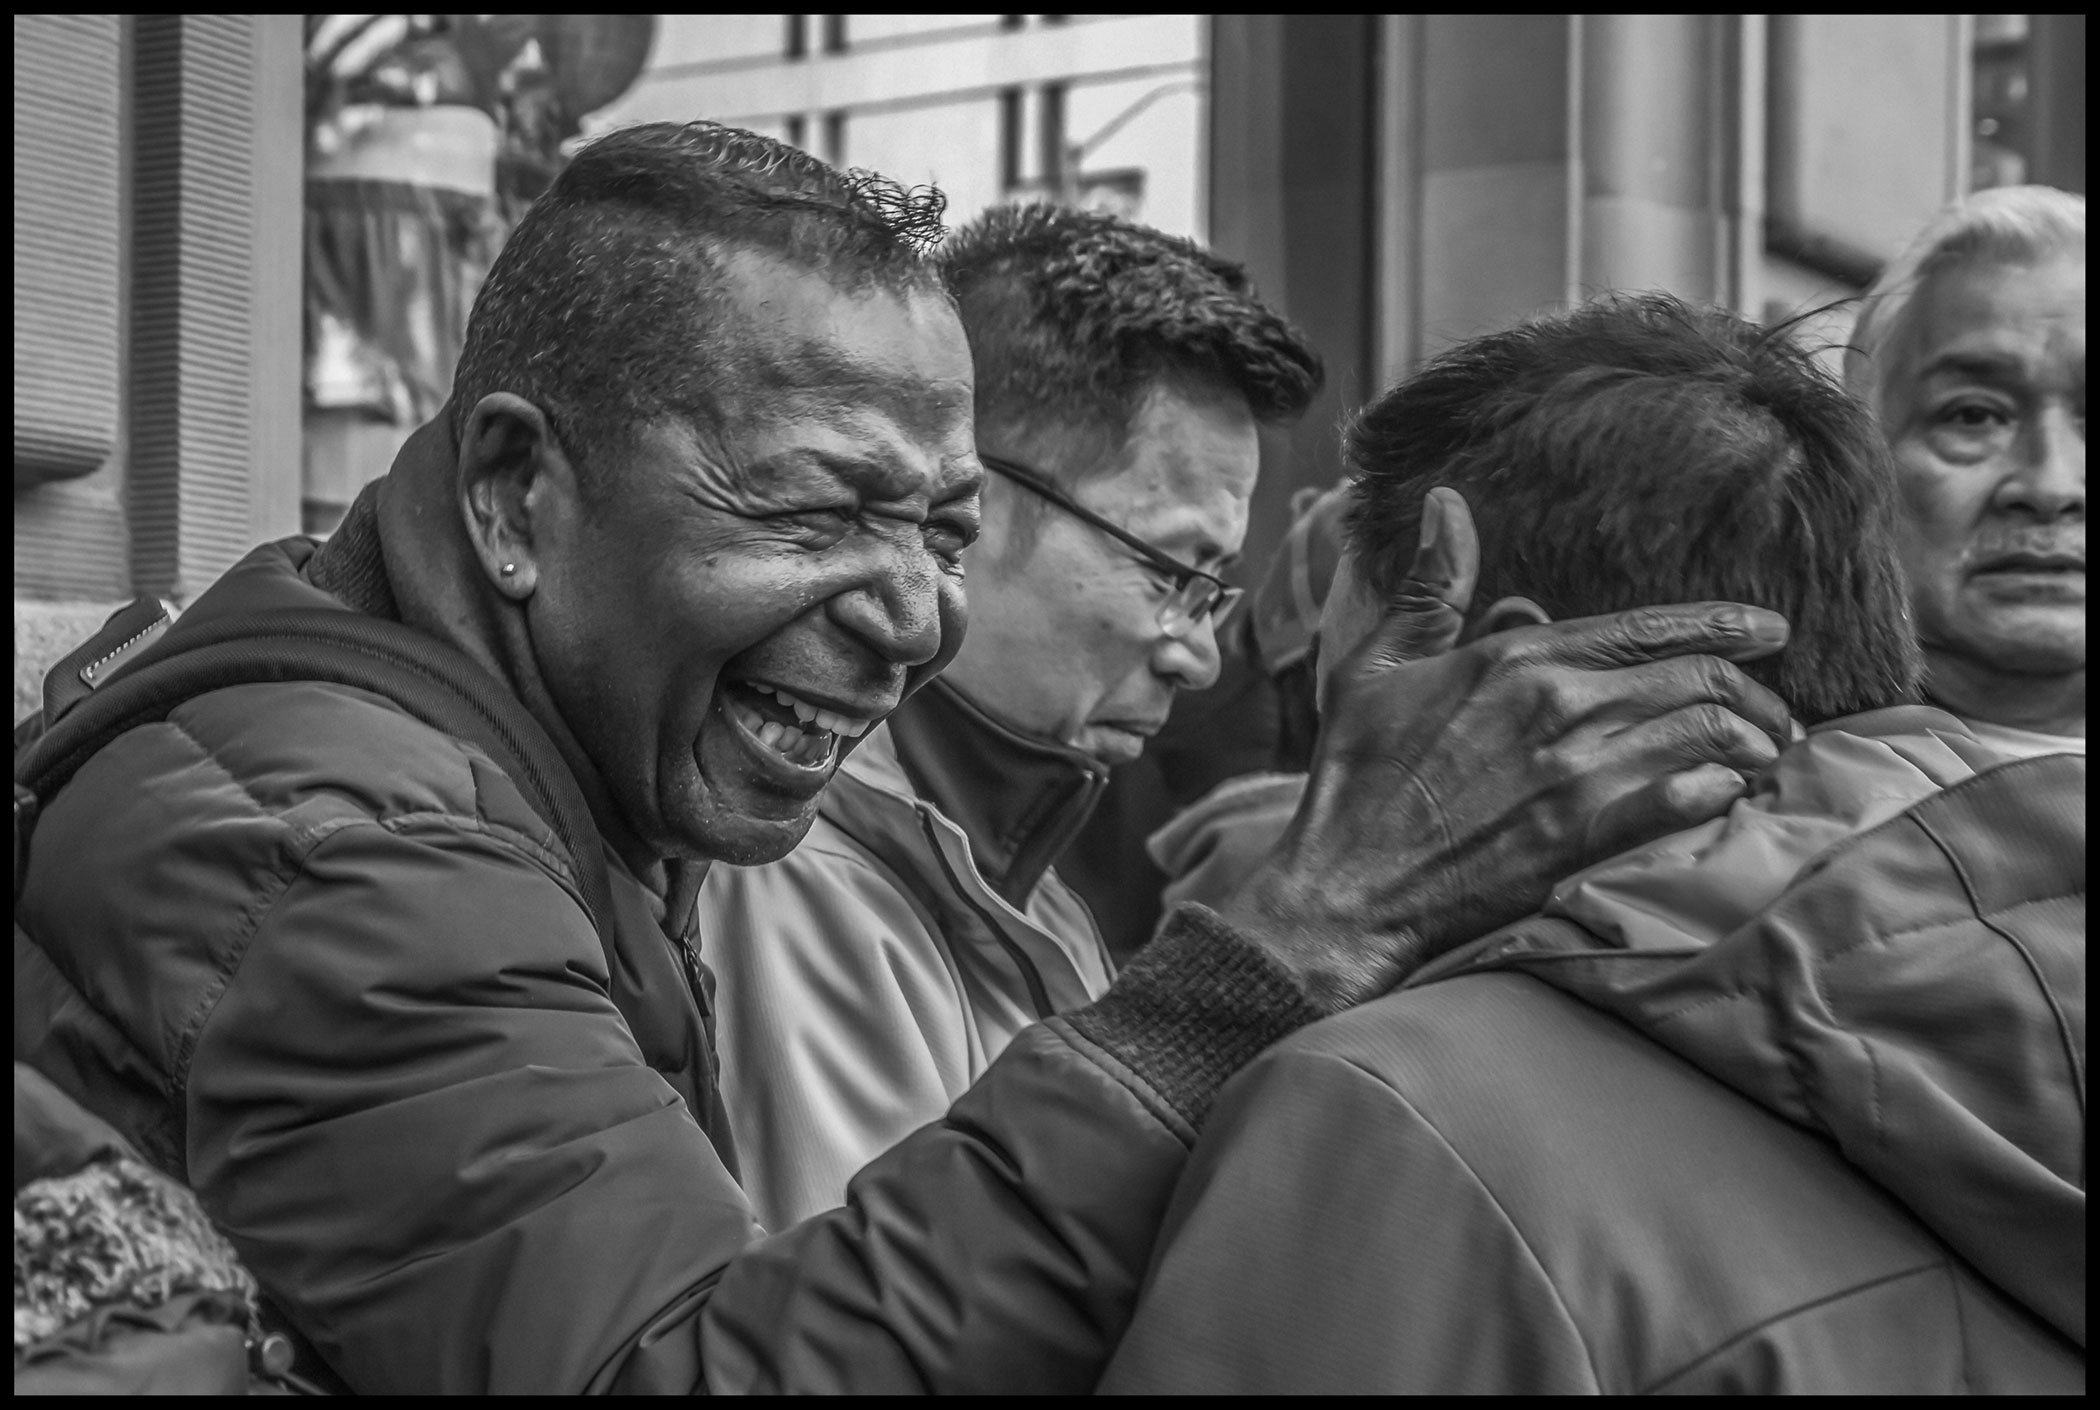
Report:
1924,647,2086,739
375,416,676,892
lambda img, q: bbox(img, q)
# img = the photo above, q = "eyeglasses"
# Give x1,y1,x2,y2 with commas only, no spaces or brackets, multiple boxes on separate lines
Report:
979,453,1244,640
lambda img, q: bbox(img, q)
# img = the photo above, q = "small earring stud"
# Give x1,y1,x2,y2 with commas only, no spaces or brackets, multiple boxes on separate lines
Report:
500,563,517,577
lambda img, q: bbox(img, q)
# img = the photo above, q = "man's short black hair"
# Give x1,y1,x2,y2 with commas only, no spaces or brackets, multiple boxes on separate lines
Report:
1345,293,1923,724
451,121,946,492
939,203,1322,489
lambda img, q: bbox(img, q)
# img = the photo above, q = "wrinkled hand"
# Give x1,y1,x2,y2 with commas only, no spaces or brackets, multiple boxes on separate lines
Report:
1222,487,1796,1014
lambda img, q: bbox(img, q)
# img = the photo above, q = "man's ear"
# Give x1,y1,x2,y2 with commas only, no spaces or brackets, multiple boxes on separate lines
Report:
1313,547,1382,719
1463,594,1554,641
456,392,575,600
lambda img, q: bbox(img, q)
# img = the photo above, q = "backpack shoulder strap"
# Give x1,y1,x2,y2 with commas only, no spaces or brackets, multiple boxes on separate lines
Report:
15,608,617,959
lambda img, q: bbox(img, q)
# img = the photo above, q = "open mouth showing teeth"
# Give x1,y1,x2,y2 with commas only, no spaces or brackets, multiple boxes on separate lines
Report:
721,680,872,770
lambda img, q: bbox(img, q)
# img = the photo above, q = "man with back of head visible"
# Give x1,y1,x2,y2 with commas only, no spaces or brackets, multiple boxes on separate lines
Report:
1848,184,2085,760
15,120,1815,1392
1101,293,2085,1395
699,205,1325,1229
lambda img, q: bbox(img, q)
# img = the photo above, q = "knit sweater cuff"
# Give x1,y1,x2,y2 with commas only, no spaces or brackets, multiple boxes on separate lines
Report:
1062,903,1324,1131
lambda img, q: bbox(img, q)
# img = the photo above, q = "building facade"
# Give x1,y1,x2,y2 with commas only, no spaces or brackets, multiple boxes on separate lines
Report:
1213,13,2084,577
14,15,303,719
591,14,1208,241
595,13,2084,578
13,14,2084,719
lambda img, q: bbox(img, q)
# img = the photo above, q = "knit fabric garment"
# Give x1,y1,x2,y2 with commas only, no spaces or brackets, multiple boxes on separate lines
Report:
305,479,401,622
1064,903,1325,1129
14,1157,257,1351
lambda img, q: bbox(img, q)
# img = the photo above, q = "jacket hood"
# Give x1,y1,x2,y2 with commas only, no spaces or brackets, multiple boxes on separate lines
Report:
1427,706,2087,1344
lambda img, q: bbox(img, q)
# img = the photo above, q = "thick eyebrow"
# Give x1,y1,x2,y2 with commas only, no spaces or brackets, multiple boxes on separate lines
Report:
1916,350,2034,384
784,451,921,502
746,447,978,509
758,338,973,440
1141,509,1241,574
1167,535,1238,574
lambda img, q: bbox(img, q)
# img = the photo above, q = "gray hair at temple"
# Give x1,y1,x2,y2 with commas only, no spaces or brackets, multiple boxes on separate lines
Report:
1845,184,2085,417
450,121,948,498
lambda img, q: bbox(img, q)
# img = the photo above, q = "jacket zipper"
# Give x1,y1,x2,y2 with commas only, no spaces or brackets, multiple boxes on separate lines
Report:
917,812,1056,1020
673,929,705,1009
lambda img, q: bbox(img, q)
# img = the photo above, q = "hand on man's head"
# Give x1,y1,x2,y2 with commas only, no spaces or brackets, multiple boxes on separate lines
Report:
1226,487,1798,1014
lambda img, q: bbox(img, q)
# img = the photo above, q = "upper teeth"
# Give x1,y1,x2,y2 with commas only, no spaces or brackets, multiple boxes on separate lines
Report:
751,683,871,737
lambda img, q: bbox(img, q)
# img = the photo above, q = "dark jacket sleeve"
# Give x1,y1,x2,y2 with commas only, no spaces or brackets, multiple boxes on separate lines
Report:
178,808,1316,1393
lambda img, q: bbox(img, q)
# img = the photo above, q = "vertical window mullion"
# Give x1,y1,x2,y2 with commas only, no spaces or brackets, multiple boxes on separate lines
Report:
1000,87,1024,191
1039,81,1068,196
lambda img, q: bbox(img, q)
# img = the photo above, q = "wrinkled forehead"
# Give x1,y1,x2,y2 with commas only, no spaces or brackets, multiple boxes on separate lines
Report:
1095,375,1261,523
1903,253,2087,379
705,249,973,432
730,335,977,442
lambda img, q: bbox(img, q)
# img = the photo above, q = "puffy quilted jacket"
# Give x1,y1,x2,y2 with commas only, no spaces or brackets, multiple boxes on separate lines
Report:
1103,710,2086,1394
14,502,1322,1394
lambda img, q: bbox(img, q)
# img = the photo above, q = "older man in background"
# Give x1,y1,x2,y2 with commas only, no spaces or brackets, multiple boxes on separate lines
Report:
1848,184,2085,759
699,204,1324,1229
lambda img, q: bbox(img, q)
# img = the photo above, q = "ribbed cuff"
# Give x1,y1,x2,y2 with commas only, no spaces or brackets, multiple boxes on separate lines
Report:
1063,903,1324,1130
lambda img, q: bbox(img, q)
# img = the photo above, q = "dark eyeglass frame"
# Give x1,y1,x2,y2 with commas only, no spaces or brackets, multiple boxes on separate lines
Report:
978,453,1244,637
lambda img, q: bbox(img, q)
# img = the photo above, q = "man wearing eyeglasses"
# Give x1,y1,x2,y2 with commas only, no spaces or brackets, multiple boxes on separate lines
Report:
697,204,1318,1230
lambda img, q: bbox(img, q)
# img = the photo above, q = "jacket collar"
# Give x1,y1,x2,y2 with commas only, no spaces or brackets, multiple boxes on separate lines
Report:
301,428,666,895
882,677,1108,909
1418,706,2085,1346
1413,704,1998,985
305,482,399,622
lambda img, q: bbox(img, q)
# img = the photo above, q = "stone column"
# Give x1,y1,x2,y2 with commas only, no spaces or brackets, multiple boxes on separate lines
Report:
15,15,300,719
129,14,302,600
1383,15,1982,371
1209,13,1377,585
1576,14,1732,304
1400,14,1736,361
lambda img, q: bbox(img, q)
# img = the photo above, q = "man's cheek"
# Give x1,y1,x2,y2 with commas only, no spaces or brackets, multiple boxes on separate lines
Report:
1892,485,1961,582
1897,453,1977,543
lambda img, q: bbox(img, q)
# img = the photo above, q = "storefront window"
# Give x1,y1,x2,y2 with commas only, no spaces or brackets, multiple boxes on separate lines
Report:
1973,15,2033,191
300,15,657,534
1970,13,2085,194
